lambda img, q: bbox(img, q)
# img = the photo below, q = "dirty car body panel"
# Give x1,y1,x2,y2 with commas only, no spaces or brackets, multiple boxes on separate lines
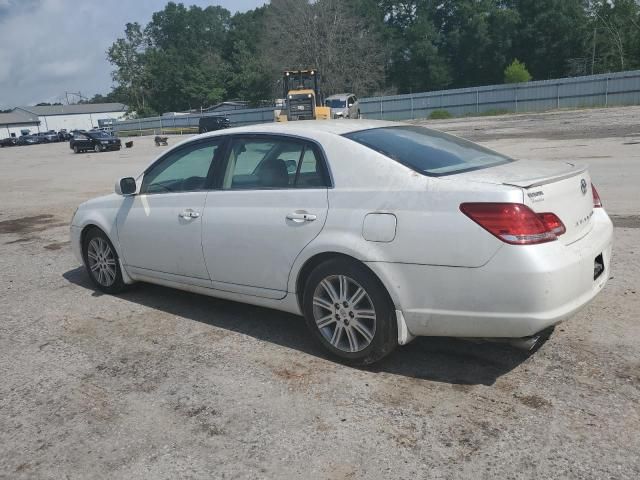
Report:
71,120,613,352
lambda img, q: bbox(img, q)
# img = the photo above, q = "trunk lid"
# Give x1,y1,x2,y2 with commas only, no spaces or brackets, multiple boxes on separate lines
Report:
458,160,595,245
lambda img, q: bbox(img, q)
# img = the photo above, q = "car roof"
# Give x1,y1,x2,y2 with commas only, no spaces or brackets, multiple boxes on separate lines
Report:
325,93,355,100
199,119,402,139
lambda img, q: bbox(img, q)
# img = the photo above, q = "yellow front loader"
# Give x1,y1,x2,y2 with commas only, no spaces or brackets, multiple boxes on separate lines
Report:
276,69,330,122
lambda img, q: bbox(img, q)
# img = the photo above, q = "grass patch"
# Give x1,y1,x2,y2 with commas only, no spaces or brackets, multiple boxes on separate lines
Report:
428,109,453,120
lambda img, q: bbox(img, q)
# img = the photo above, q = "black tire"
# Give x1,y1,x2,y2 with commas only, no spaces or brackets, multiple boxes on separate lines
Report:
303,258,397,366
94,144,101,153
73,145,79,154
82,227,126,294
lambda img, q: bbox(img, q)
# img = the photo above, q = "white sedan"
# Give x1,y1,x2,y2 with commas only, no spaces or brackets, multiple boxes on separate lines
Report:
70,121,613,364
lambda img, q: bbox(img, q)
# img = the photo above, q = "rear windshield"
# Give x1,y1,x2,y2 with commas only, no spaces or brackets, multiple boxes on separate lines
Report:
91,131,112,138
344,126,512,176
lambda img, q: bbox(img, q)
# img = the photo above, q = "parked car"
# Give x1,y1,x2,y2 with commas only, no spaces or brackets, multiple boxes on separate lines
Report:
58,129,71,141
70,121,613,365
325,93,360,119
70,131,121,153
17,134,40,145
0,136,18,147
36,131,60,143
198,115,230,134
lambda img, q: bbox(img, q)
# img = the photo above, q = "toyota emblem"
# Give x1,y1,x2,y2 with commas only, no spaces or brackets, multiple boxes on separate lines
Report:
580,179,588,195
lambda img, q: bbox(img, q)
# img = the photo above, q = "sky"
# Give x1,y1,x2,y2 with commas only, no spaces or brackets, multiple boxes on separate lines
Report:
0,0,267,108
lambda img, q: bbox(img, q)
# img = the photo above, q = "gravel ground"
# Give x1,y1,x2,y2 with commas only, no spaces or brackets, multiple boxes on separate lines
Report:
1,106,639,479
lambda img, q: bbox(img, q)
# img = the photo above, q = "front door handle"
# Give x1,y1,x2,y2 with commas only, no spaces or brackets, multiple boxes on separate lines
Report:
287,212,317,222
179,210,201,219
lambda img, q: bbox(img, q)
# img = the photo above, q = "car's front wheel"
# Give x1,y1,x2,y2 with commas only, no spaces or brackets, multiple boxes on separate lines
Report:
303,258,397,365
73,145,79,154
94,144,101,153
82,228,126,294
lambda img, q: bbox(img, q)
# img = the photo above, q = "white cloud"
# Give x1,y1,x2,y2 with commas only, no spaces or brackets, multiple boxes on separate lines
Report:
0,0,267,108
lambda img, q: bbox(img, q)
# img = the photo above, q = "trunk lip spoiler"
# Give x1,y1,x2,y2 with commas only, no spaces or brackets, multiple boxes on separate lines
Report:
502,164,588,189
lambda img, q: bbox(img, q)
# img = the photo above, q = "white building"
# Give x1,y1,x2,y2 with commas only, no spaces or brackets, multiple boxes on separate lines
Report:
1,103,128,138
0,110,40,138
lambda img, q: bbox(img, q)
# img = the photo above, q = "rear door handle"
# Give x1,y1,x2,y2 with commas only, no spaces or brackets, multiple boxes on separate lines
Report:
287,212,317,222
179,210,200,219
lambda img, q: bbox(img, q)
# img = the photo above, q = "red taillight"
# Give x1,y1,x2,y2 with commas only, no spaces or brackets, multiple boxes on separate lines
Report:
537,212,566,236
460,203,566,245
592,183,603,208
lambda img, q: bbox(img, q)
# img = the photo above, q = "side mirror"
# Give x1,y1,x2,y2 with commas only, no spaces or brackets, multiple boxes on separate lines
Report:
115,177,137,196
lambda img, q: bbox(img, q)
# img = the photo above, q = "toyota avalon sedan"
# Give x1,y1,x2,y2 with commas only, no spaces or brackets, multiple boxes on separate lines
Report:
70,121,613,365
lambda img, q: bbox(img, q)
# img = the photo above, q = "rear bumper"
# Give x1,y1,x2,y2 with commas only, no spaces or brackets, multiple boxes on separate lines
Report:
367,209,613,338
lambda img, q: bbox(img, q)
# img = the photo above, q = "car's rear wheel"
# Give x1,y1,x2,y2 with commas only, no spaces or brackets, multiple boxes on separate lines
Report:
73,145,79,154
82,228,126,294
303,258,397,365
94,144,101,153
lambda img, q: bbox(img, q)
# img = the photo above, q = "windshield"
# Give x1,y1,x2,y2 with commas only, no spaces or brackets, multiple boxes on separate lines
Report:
326,99,346,108
344,126,512,176
285,72,316,92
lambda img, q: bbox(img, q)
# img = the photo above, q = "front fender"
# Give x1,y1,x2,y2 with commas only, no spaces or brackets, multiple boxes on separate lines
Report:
70,195,132,282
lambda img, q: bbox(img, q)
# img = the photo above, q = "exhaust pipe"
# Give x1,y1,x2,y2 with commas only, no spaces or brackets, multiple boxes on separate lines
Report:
505,335,544,351
470,327,555,352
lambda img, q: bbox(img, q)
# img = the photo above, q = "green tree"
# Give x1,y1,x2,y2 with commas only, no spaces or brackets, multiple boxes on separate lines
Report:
511,0,590,80
504,59,532,83
436,0,520,87
228,40,273,106
142,3,232,112
381,1,451,93
588,0,640,73
107,22,152,115
262,0,388,97
104,0,640,116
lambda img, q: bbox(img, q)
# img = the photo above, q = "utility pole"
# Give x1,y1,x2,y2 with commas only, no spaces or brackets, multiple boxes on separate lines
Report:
591,26,597,75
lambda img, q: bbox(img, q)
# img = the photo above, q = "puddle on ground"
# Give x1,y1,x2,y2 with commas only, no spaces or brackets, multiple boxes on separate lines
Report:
0,214,65,235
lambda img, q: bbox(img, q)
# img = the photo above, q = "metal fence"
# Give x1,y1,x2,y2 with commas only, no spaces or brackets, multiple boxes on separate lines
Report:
112,69,640,135
112,107,276,136
360,69,640,121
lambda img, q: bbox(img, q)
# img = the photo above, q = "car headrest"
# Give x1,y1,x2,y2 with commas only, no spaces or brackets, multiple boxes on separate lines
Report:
258,159,289,187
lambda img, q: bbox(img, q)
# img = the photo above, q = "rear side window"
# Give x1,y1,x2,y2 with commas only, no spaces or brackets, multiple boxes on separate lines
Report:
344,126,512,176
222,137,328,190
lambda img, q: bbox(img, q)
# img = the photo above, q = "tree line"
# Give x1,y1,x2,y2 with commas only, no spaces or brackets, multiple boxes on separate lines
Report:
100,0,640,116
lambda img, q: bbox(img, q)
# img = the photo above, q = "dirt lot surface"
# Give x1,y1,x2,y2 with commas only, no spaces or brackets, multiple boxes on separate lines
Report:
1,107,639,479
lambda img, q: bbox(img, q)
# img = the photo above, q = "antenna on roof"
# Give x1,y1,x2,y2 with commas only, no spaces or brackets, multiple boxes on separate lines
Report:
64,92,88,105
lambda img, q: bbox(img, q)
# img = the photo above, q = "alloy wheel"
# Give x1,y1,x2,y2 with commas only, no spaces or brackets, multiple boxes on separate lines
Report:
312,275,376,353
86,237,117,287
